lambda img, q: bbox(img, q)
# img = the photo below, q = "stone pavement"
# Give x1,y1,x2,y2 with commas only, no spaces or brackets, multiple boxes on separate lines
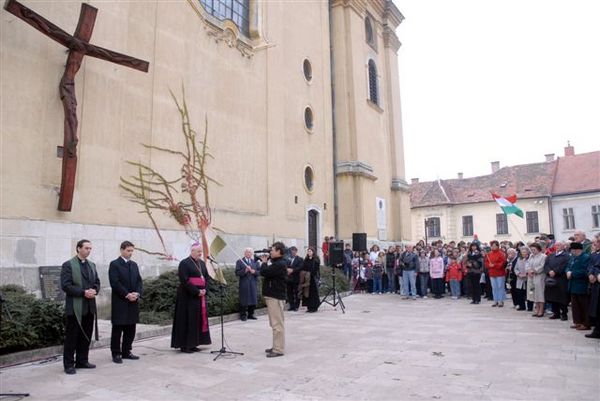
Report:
0,294,598,401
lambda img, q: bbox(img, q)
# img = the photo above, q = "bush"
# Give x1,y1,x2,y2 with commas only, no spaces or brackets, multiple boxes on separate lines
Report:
138,265,350,325
0,285,65,355
139,267,256,325
318,266,351,295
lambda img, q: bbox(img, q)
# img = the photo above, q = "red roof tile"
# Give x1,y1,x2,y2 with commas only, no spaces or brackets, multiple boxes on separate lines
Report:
410,161,556,208
552,151,600,195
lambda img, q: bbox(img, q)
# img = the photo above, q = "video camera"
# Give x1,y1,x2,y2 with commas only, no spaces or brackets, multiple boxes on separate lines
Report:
253,248,270,262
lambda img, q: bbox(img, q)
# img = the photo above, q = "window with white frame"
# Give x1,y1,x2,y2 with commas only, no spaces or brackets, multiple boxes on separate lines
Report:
563,207,575,230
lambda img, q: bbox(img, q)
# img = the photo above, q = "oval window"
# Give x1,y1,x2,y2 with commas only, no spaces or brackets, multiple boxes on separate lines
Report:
303,59,313,82
304,166,314,192
304,107,314,131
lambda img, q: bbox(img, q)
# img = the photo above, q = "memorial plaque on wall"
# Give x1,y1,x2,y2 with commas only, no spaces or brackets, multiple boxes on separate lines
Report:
39,266,65,301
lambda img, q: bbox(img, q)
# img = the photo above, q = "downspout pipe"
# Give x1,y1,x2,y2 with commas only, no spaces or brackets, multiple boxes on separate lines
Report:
328,0,339,238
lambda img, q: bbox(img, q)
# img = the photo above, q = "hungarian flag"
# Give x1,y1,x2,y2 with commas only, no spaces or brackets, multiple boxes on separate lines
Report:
492,193,524,218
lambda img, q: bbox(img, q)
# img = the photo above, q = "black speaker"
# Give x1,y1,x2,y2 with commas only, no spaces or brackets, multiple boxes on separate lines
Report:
329,241,344,266
352,233,367,252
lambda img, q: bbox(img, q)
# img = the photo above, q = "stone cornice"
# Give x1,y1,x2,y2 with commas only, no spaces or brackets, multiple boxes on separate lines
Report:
382,25,401,52
391,178,410,192
384,0,405,28
336,161,378,181
331,0,367,17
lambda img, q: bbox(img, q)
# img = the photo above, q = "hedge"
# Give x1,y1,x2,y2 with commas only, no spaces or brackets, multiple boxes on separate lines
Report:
0,285,65,355
139,265,350,325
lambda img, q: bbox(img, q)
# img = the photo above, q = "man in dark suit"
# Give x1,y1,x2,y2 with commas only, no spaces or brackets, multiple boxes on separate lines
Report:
109,241,143,364
286,246,303,311
61,239,100,375
235,247,260,321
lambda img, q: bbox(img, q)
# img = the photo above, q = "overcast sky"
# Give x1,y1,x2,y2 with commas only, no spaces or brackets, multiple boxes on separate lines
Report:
396,0,600,182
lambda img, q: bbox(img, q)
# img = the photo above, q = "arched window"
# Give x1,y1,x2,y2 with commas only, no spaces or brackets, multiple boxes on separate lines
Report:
368,59,378,105
365,17,374,45
200,0,250,36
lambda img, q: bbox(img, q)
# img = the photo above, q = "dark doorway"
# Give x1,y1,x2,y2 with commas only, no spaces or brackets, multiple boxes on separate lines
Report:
308,209,319,249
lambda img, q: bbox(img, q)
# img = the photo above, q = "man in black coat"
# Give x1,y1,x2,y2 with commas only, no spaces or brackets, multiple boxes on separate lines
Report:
61,239,100,375
260,242,291,358
286,246,303,311
235,247,260,320
109,241,143,363
171,243,212,353
544,241,570,321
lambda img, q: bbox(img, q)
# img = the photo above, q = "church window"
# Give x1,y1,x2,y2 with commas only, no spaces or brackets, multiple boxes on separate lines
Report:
303,59,313,82
365,16,374,46
199,0,250,36
304,166,315,193
368,59,378,105
304,106,314,131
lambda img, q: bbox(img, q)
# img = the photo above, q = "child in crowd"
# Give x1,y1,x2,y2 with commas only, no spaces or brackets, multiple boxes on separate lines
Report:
429,249,445,298
446,256,463,299
372,251,385,294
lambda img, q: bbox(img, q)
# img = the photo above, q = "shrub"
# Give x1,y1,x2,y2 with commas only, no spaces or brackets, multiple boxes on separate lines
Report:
139,267,257,325
138,265,349,325
0,285,65,355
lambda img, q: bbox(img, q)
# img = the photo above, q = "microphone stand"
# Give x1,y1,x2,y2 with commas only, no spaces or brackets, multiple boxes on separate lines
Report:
208,259,244,361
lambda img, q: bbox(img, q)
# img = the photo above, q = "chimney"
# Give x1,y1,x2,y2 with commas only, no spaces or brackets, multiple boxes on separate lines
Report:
491,161,500,173
564,141,575,157
545,153,555,162
411,178,419,184
457,172,463,179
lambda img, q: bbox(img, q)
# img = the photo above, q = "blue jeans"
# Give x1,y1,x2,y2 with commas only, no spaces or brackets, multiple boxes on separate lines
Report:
449,279,461,298
373,277,382,293
385,268,396,293
402,270,417,297
490,276,506,302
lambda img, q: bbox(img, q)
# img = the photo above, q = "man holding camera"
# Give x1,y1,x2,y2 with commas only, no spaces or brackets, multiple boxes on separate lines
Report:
259,241,292,358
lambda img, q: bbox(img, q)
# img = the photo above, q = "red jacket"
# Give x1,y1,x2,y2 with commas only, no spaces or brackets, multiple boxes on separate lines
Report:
485,249,507,277
446,262,463,282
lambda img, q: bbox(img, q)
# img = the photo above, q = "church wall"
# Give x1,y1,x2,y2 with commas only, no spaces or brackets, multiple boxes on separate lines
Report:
1,0,335,294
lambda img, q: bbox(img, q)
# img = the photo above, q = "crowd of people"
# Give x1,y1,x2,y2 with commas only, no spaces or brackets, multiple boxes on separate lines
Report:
59,230,599,373
342,230,600,340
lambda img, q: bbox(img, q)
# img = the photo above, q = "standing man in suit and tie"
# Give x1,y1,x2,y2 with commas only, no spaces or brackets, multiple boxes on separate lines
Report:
286,246,303,311
235,247,261,321
61,239,100,375
109,241,143,364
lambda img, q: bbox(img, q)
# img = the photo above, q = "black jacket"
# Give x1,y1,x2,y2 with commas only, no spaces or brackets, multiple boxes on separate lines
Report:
109,257,143,325
260,257,288,300
288,255,304,284
61,257,100,316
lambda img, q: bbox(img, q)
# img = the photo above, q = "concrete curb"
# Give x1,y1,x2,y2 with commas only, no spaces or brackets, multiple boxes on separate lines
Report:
0,291,352,367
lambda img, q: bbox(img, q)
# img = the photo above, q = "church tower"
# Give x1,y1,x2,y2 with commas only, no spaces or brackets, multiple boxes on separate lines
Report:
330,0,411,242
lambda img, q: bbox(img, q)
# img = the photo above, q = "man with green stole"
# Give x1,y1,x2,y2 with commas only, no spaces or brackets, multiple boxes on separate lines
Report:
60,239,100,374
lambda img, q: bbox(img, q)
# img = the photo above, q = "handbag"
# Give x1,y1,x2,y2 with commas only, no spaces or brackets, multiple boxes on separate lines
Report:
545,277,557,287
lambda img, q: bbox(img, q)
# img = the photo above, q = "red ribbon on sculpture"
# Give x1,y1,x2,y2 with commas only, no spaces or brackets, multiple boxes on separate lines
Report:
188,276,208,333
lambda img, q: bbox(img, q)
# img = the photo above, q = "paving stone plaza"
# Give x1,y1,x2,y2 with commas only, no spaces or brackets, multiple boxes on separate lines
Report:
1,294,598,401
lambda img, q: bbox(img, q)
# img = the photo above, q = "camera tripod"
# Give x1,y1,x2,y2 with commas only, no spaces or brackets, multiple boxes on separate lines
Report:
319,264,346,313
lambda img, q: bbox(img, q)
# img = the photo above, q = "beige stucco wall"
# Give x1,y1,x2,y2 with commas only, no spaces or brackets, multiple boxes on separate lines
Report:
331,0,410,242
411,198,552,244
1,0,335,243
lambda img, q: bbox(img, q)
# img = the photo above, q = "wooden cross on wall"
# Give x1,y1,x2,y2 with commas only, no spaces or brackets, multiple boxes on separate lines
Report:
4,0,149,211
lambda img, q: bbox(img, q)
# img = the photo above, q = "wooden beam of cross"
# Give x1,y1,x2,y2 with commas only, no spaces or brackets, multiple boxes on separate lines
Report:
4,0,149,211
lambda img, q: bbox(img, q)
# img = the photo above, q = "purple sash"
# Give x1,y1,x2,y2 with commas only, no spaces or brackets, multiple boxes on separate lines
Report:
188,276,208,333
